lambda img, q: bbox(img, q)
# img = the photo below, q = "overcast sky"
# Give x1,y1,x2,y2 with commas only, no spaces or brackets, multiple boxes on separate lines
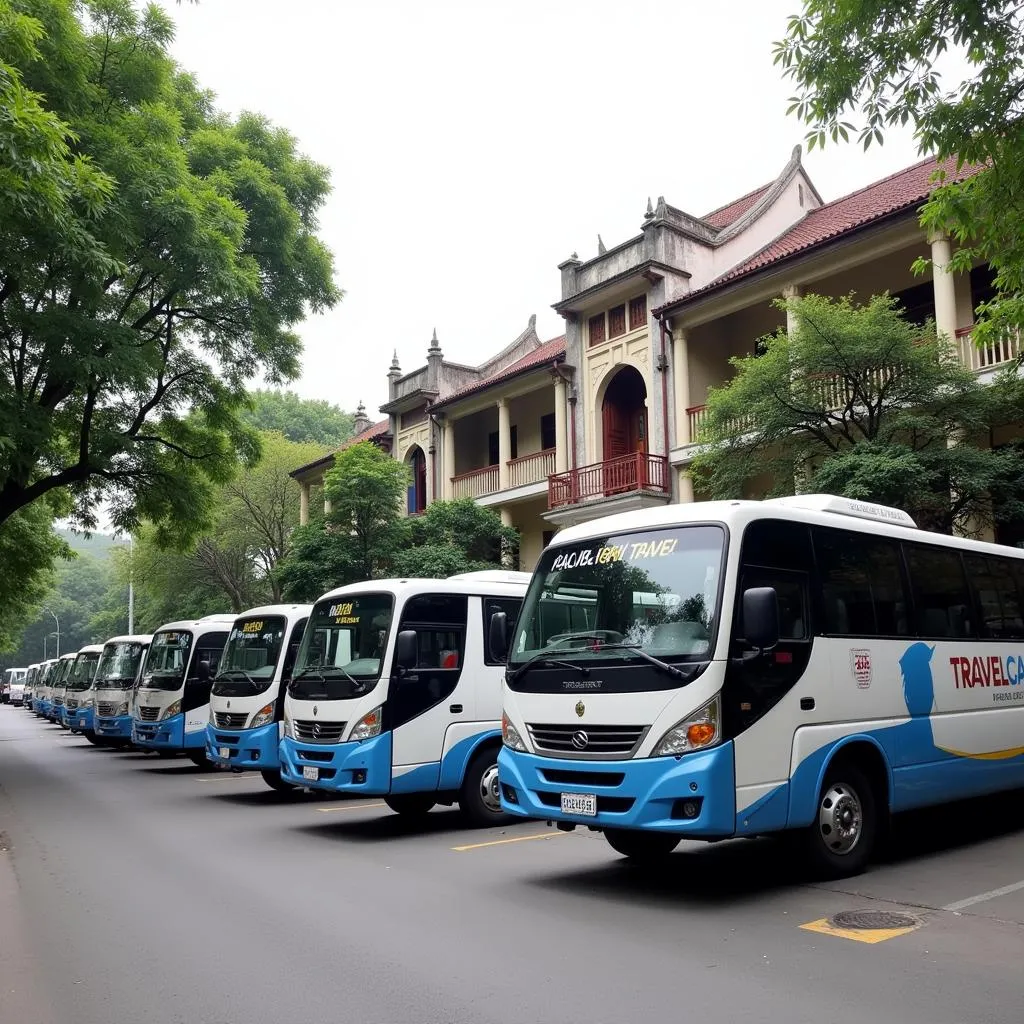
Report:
160,0,927,420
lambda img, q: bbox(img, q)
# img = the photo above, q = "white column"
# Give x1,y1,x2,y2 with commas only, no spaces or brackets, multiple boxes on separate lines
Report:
497,397,511,490
299,481,310,526
500,507,512,528
678,470,695,504
783,283,802,336
930,230,958,342
672,326,691,445
553,376,568,473
443,419,455,500
324,495,332,515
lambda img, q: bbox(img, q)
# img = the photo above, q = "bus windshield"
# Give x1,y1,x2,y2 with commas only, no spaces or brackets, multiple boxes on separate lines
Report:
289,593,394,700
142,631,193,690
212,616,287,696
510,526,725,680
95,642,147,687
66,652,101,691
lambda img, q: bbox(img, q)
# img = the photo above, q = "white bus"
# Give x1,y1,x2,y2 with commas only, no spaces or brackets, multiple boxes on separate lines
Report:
4,667,27,706
279,571,529,825
92,635,153,746
30,660,56,713
63,644,105,733
206,604,311,790
496,495,1024,877
133,615,235,764
45,653,77,722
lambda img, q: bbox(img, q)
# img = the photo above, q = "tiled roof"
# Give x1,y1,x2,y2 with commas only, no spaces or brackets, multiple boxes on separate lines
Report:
659,156,979,313
702,183,772,229
350,417,390,444
434,336,566,408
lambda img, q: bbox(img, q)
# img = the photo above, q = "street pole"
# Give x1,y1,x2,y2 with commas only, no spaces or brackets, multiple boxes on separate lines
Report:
44,609,60,658
127,534,134,635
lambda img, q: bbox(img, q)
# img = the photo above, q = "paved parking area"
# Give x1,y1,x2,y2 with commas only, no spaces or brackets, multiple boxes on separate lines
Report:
1,709,1022,1024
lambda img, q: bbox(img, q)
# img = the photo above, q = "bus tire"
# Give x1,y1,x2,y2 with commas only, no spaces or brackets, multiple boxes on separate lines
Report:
604,829,680,860
83,732,107,747
803,760,877,879
459,747,512,828
261,769,299,794
187,752,210,768
384,794,436,817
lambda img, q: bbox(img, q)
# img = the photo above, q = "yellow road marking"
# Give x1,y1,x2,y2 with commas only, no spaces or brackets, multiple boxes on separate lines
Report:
452,831,568,852
799,917,920,944
315,802,387,814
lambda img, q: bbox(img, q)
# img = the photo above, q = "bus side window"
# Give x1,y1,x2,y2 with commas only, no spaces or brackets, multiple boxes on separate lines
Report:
904,546,975,639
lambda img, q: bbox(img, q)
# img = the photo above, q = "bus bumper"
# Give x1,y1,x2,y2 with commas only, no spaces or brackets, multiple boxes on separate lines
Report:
133,712,187,750
279,732,392,793
71,707,95,732
95,714,133,740
497,741,737,837
206,721,279,770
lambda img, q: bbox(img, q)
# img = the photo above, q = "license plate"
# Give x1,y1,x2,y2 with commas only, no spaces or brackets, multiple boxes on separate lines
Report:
302,766,319,782
560,792,597,816
219,747,230,759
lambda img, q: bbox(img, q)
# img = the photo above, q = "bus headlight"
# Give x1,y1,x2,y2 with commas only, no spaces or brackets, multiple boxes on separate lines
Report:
162,700,182,720
282,713,294,739
651,695,721,757
250,702,275,729
117,702,129,716
350,706,382,741
502,712,526,752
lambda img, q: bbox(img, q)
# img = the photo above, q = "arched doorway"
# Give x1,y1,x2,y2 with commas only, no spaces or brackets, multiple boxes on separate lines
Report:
406,445,427,514
601,365,648,493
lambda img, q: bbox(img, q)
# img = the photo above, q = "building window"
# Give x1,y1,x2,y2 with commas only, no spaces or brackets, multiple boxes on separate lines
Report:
608,304,626,339
488,431,499,466
510,424,518,461
629,295,647,330
588,313,605,347
540,413,556,451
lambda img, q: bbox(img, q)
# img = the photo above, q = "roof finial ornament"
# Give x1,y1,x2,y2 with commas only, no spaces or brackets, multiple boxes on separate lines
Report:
388,349,401,378
645,197,654,219
528,313,537,329
571,251,578,260
597,234,607,255
655,195,667,219
428,327,442,355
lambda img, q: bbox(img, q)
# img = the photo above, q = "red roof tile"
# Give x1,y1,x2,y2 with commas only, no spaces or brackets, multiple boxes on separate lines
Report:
350,417,389,444
434,336,566,407
702,183,772,229
660,156,979,313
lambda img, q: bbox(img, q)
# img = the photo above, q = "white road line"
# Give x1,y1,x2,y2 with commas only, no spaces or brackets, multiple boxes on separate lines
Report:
194,774,253,783
943,879,1024,912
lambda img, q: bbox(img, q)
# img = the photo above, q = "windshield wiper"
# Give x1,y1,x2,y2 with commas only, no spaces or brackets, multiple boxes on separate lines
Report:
585,643,701,681
292,666,367,692
507,653,591,683
216,668,260,688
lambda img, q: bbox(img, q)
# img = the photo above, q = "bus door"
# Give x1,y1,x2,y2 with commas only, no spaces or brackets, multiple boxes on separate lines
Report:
389,593,469,788
184,630,230,733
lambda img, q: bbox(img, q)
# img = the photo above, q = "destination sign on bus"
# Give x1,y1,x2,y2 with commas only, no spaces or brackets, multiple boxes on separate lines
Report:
551,538,679,572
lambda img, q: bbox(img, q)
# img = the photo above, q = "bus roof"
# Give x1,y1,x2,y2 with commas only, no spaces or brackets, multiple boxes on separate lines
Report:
548,495,1024,561
103,634,154,645
313,575,530,604
232,604,313,620
76,644,105,655
152,614,236,634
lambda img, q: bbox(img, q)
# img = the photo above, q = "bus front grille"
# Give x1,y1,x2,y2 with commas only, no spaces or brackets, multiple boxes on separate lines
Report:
213,712,248,729
292,720,346,743
65,698,79,711
137,706,160,721
527,723,647,759
97,702,119,717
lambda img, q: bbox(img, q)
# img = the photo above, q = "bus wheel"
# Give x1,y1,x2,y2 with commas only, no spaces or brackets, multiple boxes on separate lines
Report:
459,748,512,828
187,752,210,768
261,769,299,794
604,829,680,860
384,794,436,817
804,761,877,879
83,732,107,747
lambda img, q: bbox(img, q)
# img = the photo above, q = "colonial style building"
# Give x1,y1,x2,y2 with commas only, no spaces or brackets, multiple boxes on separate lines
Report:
293,147,1021,568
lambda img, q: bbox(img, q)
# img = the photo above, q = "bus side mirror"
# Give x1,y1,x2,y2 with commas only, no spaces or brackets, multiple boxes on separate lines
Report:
395,630,417,672
743,587,779,651
488,611,508,662
196,660,211,682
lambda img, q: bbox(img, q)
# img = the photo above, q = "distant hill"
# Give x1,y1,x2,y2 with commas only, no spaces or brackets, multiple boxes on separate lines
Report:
57,528,123,560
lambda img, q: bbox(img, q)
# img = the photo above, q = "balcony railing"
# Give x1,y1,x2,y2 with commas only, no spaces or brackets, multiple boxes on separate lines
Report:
956,325,1022,372
548,452,670,509
685,405,756,443
508,448,556,488
452,465,499,499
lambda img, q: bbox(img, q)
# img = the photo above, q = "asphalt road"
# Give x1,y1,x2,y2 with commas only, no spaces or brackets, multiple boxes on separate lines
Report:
2,709,1023,1024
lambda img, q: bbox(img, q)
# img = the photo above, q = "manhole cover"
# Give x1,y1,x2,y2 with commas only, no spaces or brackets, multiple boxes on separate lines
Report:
830,910,917,930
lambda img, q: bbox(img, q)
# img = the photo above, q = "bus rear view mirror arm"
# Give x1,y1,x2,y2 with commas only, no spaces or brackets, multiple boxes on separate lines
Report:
489,611,508,663
742,587,780,653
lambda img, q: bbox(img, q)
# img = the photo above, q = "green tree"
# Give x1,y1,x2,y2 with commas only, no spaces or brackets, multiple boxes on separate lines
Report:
0,0,339,546
392,499,519,578
244,390,354,447
276,515,357,603
691,293,1024,534
774,1,1024,343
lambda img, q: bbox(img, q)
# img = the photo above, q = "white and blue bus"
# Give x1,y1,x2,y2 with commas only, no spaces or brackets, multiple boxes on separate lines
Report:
496,495,1024,877
205,604,311,790
133,615,235,764
91,635,153,746
279,571,529,825
62,644,104,733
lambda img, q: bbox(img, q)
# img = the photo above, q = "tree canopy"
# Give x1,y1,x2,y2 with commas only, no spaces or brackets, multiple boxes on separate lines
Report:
243,390,354,447
691,293,1024,534
774,1,1024,343
0,0,340,544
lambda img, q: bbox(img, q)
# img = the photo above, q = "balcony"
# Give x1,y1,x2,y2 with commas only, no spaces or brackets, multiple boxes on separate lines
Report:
452,465,499,499
508,448,556,488
548,452,670,510
956,325,1022,372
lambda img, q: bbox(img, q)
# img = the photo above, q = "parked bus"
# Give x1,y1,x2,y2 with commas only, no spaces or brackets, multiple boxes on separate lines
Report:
495,495,1024,878
2,667,25,705
29,660,56,714
133,615,235,764
279,571,529,825
44,653,76,721
206,605,311,790
63,645,105,732
12,666,32,707
92,635,153,746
